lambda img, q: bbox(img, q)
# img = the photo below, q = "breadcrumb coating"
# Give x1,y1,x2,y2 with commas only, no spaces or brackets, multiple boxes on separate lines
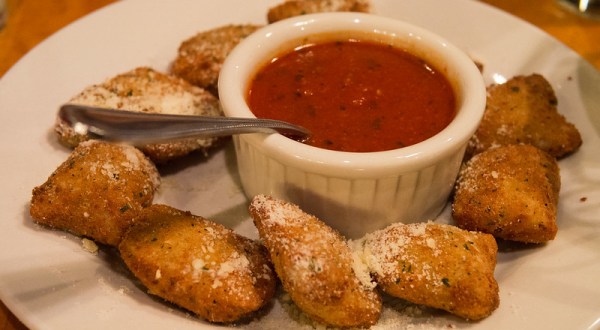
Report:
356,222,499,320
55,67,222,163
170,24,262,96
267,0,371,23
453,144,560,243
467,74,582,159
30,140,160,246
119,204,276,323
249,194,382,328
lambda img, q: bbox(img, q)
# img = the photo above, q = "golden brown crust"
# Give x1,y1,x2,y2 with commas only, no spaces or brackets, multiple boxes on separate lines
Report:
467,74,582,159
55,67,223,163
248,195,382,328
358,222,499,321
170,24,262,95
30,140,160,246
118,204,276,323
267,0,371,23
452,144,560,243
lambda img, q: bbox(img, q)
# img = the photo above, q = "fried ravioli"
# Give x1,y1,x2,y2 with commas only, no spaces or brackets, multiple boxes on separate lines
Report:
55,67,222,163
249,195,382,328
170,24,261,96
467,74,582,159
30,140,160,246
118,204,276,323
452,144,560,243
267,0,371,23
356,222,499,321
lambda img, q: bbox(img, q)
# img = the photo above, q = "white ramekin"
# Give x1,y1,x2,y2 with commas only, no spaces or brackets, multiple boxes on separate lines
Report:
218,12,486,238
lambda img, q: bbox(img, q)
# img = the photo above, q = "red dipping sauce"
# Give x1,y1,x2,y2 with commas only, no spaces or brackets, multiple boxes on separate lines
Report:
247,40,456,152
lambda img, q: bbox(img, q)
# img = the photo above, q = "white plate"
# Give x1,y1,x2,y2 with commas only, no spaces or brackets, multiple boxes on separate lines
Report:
1,0,599,329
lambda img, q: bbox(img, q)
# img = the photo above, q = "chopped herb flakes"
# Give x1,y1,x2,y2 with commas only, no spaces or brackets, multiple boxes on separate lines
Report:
442,278,450,287
120,204,131,213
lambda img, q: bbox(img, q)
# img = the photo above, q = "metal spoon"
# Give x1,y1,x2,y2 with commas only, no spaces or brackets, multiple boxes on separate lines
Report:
58,104,310,144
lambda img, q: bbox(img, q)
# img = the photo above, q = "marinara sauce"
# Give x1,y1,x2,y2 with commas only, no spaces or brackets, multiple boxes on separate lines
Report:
247,40,456,152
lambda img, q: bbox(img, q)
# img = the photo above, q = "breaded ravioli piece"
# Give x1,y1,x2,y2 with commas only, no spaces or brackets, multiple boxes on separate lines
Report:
55,67,222,163
267,0,371,23
467,74,582,159
249,195,381,328
356,222,499,321
171,24,261,95
30,140,160,246
118,204,276,323
452,144,560,243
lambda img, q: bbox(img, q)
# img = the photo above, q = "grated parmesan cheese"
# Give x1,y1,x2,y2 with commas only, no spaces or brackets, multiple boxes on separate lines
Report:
81,238,98,254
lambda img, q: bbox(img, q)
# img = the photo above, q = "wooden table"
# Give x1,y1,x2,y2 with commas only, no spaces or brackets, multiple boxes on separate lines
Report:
0,0,598,329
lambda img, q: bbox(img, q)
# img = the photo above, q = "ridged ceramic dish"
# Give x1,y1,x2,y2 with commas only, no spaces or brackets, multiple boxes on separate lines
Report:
219,12,486,238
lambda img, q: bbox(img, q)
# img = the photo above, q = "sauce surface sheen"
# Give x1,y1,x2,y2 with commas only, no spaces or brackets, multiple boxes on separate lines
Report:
247,40,456,152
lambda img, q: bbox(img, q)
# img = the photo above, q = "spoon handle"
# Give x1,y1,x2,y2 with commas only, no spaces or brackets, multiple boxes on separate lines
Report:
58,104,310,144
